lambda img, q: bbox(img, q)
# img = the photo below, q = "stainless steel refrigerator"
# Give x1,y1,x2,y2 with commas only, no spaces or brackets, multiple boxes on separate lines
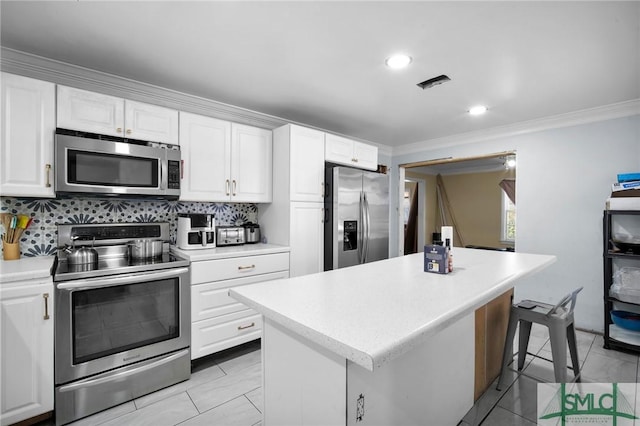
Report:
324,165,389,271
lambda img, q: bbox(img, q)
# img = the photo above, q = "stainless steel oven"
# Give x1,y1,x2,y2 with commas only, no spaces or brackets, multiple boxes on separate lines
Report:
55,129,181,199
53,223,190,425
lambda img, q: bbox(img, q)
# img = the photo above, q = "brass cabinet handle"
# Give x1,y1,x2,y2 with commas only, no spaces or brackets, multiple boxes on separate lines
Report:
232,180,237,196
180,160,184,179
45,164,51,188
43,293,50,320
126,129,132,135
116,127,122,133
225,179,230,196
352,158,359,163
237,264,255,271
237,322,255,330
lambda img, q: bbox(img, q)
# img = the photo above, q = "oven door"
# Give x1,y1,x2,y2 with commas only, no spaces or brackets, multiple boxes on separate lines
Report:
55,133,174,197
54,267,190,385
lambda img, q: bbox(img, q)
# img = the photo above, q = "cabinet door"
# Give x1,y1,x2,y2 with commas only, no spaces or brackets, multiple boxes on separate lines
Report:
57,86,124,137
0,280,54,425
290,202,324,277
1,73,55,198
124,100,179,144
179,112,231,202
353,141,378,171
290,125,325,202
231,124,272,203
325,133,354,166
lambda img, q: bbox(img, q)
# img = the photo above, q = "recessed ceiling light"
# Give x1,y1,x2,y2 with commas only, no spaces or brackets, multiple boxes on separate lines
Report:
468,105,488,115
385,54,412,69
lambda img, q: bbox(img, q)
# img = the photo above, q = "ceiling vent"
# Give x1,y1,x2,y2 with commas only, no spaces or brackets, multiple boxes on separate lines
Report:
417,75,451,90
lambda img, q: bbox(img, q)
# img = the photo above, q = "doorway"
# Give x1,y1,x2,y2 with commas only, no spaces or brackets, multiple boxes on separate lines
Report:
403,177,425,255
398,152,516,255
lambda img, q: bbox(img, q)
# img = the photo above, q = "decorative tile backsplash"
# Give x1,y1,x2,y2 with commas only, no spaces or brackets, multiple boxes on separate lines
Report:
0,197,258,257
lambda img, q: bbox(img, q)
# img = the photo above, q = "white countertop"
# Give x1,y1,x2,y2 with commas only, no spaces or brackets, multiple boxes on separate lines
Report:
0,255,55,284
170,243,289,262
231,248,556,371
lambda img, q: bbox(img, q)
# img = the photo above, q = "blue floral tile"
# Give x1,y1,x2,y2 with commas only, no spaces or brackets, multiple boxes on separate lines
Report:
0,196,259,256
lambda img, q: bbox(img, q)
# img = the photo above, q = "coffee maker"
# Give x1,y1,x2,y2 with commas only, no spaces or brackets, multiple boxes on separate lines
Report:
177,214,216,250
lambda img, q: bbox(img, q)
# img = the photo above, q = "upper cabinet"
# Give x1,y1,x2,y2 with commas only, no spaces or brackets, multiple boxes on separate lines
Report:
289,125,326,202
179,112,272,203
57,86,179,145
231,123,273,203
1,73,56,198
325,133,378,171
179,112,231,202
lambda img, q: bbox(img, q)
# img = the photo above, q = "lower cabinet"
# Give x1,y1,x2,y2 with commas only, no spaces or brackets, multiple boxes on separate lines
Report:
190,252,289,360
0,278,54,426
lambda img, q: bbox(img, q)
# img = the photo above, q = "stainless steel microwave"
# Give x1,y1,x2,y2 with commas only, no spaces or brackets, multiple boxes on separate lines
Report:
55,130,181,199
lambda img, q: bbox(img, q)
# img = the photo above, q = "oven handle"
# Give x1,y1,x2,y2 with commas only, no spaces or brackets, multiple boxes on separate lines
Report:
56,267,189,290
57,349,189,393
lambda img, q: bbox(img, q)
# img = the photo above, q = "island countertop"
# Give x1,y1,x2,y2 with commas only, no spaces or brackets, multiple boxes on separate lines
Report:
230,248,556,372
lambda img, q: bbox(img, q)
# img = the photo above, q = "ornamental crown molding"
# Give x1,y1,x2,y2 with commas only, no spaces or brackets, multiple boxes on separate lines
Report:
393,99,640,157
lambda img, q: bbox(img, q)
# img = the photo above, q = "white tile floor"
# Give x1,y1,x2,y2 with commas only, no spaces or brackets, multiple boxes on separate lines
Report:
42,326,640,426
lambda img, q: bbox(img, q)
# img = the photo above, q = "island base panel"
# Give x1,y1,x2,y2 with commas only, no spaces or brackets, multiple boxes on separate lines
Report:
262,313,474,426
263,318,347,425
346,313,474,426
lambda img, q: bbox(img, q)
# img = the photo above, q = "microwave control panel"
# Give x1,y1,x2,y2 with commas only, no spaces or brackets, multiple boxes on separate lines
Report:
167,160,181,189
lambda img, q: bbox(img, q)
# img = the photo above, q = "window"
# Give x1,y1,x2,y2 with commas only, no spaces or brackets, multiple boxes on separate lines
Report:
501,191,516,243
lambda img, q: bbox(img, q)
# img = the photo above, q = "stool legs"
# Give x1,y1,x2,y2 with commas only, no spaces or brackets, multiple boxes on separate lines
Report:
496,309,519,391
548,318,568,383
517,321,532,370
567,323,581,382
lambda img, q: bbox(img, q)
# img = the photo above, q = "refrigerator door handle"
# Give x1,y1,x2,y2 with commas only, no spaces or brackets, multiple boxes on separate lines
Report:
363,192,370,263
358,191,363,264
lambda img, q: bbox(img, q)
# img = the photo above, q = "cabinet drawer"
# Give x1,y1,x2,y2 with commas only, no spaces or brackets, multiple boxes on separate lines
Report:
191,252,289,284
192,271,288,322
191,311,262,360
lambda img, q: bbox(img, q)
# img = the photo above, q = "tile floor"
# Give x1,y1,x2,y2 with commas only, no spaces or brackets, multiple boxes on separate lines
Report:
42,326,640,426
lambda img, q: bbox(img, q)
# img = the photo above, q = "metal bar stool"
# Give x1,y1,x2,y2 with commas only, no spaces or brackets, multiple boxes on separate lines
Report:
496,287,583,391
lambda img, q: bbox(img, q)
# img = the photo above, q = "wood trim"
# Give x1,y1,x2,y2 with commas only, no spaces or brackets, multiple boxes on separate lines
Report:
399,151,515,169
473,288,514,401
474,306,487,401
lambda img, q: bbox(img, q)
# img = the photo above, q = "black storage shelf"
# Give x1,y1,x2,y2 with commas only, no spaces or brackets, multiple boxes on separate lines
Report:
603,209,640,353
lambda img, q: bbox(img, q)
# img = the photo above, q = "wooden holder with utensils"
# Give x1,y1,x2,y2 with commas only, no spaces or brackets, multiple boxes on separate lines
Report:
1,213,33,260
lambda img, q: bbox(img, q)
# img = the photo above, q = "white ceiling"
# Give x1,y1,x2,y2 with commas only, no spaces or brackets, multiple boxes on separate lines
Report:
1,1,638,148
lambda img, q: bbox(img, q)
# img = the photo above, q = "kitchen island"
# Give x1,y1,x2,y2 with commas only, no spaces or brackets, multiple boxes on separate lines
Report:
230,248,555,425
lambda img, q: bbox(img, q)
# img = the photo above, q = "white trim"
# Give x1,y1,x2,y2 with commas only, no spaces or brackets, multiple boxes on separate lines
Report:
0,47,391,157
393,99,640,156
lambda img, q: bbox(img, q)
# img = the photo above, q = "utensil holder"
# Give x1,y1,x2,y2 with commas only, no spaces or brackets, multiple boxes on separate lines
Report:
2,241,20,260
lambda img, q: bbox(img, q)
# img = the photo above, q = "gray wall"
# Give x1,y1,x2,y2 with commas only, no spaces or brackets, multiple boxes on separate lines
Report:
391,115,640,332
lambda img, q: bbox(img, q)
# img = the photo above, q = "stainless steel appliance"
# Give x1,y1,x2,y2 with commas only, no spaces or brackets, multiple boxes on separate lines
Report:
216,226,245,246
243,222,261,244
53,222,191,425
177,214,216,250
324,165,389,270
55,129,181,199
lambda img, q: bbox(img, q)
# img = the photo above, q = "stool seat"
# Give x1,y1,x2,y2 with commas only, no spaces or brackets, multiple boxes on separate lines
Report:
496,287,583,391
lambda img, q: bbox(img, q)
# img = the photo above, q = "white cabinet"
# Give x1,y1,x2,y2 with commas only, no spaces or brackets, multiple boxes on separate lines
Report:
0,278,54,425
290,202,325,277
179,112,231,201
189,251,289,359
0,73,56,198
231,123,273,203
179,112,272,203
289,125,326,202
325,133,378,171
260,124,325,277
57,86,178,144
